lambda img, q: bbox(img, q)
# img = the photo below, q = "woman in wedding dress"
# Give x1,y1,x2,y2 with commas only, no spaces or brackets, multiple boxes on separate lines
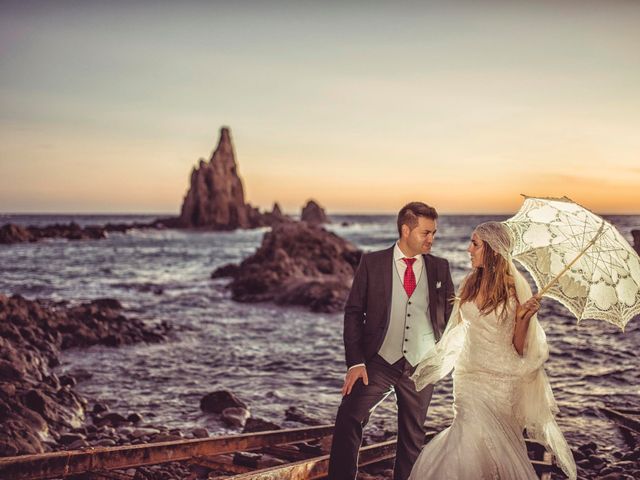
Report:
409,221,576,480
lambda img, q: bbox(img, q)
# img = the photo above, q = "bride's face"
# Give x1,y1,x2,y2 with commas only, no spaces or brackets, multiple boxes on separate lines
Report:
467,232,485,268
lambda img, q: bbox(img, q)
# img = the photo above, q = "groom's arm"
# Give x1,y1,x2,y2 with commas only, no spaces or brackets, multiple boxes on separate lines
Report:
343,253,368,368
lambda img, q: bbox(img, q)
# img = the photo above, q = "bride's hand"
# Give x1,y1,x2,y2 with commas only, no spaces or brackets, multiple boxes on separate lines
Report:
342,365,369,396
516,296,541,323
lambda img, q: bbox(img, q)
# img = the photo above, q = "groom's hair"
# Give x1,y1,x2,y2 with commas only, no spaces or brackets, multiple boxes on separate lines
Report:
397,202,438,237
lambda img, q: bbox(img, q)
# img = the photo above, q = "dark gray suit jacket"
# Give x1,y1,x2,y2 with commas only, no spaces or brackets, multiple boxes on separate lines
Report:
343,246,455,368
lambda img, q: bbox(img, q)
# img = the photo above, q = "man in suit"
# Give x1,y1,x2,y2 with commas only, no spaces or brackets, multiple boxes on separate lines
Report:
328,202,455,480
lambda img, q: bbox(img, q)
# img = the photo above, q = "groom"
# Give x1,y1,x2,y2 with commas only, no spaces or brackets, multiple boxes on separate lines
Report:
328,202,455,480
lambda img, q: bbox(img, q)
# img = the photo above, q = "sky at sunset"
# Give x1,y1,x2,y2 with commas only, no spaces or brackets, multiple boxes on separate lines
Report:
1,1,639,214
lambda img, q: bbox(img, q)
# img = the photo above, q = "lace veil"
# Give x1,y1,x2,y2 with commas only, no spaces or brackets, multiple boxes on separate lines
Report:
411,221,577,480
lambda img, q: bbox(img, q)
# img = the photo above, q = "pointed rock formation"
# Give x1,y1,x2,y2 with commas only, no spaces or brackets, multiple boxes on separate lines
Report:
301,199,328,225
632,230,640,255
178,127,250,230
176,127,292,230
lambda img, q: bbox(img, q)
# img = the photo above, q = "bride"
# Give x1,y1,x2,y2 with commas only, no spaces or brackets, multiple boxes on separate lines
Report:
409,222,576,480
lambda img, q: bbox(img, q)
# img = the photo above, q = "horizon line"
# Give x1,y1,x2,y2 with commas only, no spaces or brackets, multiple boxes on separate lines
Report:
2,211,640,217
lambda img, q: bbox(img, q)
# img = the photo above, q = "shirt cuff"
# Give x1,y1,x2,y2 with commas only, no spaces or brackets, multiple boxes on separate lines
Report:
348,363,365,371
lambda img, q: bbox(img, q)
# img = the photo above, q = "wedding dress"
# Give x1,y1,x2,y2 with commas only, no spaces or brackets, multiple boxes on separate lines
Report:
409,221,576,480
409,298,541,479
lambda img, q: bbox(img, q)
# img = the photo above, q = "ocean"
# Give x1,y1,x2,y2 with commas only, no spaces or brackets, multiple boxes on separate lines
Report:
1,213,639,456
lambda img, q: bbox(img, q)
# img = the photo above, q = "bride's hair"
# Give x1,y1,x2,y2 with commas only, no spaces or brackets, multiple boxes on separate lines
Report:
459,222,515,318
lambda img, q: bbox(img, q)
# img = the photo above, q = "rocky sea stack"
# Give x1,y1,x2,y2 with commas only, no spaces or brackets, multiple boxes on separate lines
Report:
177,127,288,230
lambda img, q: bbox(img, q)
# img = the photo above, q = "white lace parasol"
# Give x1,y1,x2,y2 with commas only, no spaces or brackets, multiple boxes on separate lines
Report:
504,195,640,330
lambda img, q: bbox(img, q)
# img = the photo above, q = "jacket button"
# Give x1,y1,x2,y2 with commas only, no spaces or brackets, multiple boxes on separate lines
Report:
403,350,407,353
406,326,410,329
407,313,411,317
408,301,412,305
404,338,408,342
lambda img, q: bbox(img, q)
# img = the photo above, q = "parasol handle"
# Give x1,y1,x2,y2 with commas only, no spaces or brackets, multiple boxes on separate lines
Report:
537,221,607,297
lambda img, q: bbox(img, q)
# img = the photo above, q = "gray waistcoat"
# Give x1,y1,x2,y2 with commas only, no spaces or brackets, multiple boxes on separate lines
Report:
378,262,436,366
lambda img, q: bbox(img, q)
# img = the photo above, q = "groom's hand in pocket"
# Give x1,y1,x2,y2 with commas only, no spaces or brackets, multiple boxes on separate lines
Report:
342,365,369,396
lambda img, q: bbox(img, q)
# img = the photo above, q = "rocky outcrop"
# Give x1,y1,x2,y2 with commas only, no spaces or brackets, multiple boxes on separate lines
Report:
176,127,293,230
0,223,107,244
632,230,640,255
0,294,169,457
300,200,328,225
178,127,251,230
263,202,290,226
0,127,295,241
220,222,362,313
0,224,33,243
0,221,169,245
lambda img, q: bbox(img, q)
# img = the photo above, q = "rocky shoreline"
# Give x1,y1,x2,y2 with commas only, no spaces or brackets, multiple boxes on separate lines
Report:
1,293,639,479
0,294,170,456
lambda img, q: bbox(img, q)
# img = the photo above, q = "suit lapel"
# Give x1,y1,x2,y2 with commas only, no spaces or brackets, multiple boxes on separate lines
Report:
382,246,394,309
424,254,438,326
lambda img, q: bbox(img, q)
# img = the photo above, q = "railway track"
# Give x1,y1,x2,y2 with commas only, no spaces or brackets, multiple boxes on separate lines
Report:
0,424,556,479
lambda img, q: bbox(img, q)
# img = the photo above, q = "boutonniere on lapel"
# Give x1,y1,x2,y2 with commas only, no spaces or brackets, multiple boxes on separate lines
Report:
436,281,442,289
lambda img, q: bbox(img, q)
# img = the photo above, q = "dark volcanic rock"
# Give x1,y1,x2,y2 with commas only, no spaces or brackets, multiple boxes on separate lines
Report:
0,294,169,457
243,417,282,433
284,406,323,426
0,220,169,245
262,202,290,226
300,199,328,225
0,224,33,243
178,127,251,230
211,263,241,279
0,222,105,244
227,221,362,312
175,127,291,230
200,390,248,414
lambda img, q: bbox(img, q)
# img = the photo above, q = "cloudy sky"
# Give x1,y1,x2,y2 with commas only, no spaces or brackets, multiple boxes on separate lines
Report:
1,1,639,214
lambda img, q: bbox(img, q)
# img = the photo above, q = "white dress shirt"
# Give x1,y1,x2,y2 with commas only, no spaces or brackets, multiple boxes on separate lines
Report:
393,241,423,286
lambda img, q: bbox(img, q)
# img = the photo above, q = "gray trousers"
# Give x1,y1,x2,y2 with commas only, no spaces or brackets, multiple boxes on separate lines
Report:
328,355,434,480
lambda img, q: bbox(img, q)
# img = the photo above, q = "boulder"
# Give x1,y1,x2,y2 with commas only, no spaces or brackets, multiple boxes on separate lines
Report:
200,390,248,414
300,199,328,225
191,428,209,438
227,221,362,312
284,406,323,426
242,417,282,433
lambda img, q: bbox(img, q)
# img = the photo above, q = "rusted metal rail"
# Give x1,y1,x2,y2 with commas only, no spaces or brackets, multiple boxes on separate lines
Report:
0,425,332,480
227,439,397,480
0,424,556,480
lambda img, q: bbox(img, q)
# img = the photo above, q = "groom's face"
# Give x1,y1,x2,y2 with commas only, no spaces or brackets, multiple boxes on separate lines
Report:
404,216,437,256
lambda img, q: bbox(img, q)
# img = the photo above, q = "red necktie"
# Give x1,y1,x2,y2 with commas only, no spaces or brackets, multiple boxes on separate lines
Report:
402,258,417,297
